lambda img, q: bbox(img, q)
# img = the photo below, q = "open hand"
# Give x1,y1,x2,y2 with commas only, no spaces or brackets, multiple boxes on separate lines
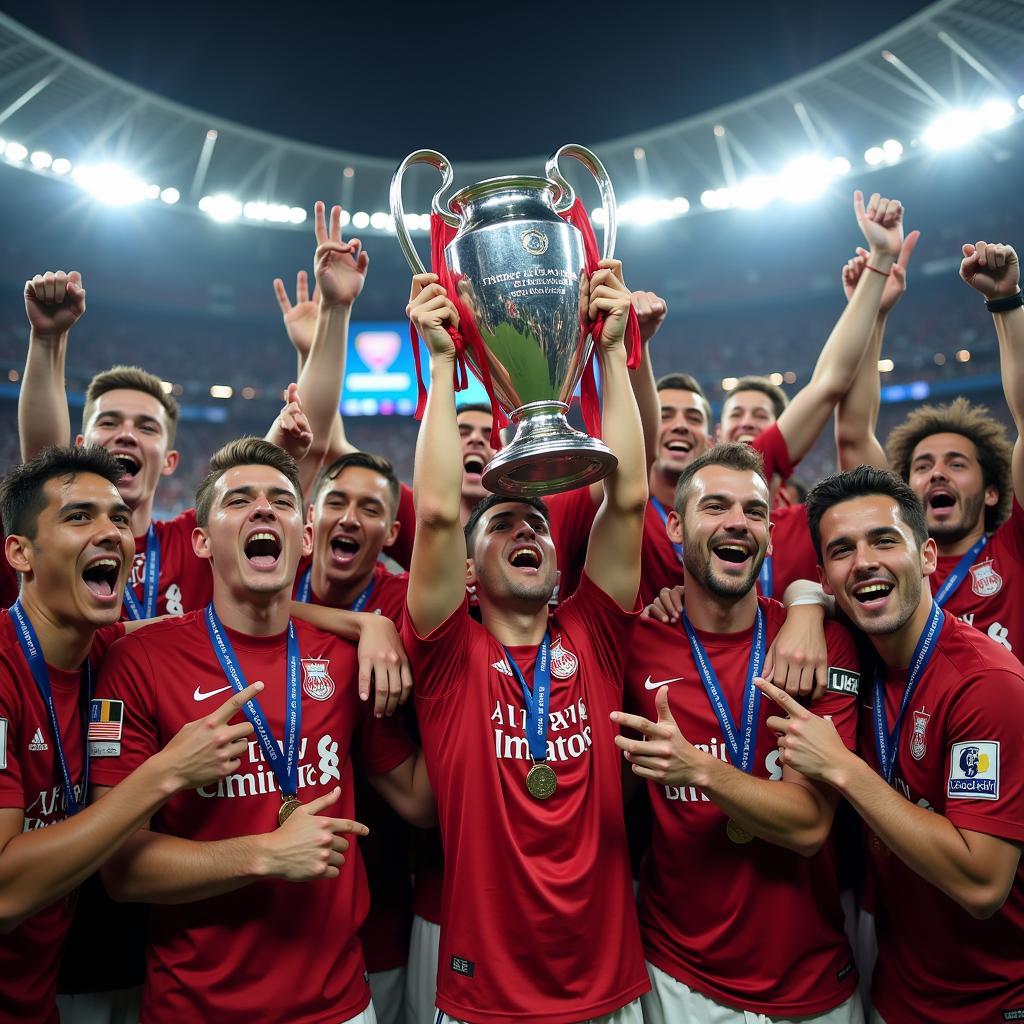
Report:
854,191,904,262
313,201,369,308
843,230,920,314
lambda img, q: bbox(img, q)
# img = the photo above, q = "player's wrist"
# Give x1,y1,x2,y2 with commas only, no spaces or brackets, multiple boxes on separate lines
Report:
138,751,183,801
865,249,897,272
28,326,68,348
824,747,862,793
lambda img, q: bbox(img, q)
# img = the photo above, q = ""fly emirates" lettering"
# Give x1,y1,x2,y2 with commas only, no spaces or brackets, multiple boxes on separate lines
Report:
490,697,593,763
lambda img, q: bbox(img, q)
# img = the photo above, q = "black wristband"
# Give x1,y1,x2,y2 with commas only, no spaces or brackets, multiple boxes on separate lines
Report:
986,289,1024,313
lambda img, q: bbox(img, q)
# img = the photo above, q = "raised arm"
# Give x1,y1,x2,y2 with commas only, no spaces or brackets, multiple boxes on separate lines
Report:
406,274,467,634
0,683,259,932
582,261,649,608
959,241,1024,506
776,192,903,464
835,231,920,470
629,290,668,472
19,270,85,459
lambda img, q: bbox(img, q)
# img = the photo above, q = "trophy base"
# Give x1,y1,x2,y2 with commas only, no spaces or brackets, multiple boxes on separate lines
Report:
481,401,618,497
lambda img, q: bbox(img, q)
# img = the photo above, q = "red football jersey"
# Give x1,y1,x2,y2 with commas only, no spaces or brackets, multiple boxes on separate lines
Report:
403,573,649,1024
863,611,1024,1024
124,509,213,620
293,556,409,623
385,483,416,571
0,558,18,610
765,502,820,600
89,612,413,1024
0,614,123,1024
624,599,860,1016
930,498,1024,662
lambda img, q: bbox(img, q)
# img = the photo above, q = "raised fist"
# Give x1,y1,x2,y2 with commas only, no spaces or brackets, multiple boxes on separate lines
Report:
854,191,904,260
25,270,86,337
960,241,1019,300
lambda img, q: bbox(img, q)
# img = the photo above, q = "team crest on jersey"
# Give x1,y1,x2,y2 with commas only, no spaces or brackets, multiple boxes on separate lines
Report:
301,659,335,701
909,708,930,761
969,559,1002,597
549,635,578,679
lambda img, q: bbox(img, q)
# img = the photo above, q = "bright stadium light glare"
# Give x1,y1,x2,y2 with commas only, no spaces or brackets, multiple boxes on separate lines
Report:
338,209,351,227
352,211,370,229
1019,94,1024,110
619,198,663,226
198,193,242,222
4,142,28,162
209,384,233,399
864,146,884,166
979,98,1014,131
721,377,738,391
30,151,52,169
768,372,784,386
830,156,851,176
243,201,268,221
882,139,903,161
369,211,390,229
591,207,607,225
265,203,291,223
878,358,895,372
289,207,307,224
734,176,775,209
73,163,148,205
671,196,690,214
51,158,72,175
777,155,837,202
144,183,160,200
160,187,179,204
922,109,979,150
701,187,732,210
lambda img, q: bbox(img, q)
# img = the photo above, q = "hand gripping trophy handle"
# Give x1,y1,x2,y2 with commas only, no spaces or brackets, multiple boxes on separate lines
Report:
545,143,618,262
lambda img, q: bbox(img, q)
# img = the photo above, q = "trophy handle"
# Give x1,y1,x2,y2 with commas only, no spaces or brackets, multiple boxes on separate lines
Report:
545,144,617,260
389,149,461,275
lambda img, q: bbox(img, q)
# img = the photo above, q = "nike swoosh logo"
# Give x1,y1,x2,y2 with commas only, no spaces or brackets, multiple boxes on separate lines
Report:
644,675,685,690
193,684,234,702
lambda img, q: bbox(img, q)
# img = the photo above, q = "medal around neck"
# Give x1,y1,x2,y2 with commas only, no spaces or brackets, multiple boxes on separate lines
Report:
526,761,557,800
726,818,754,845
278,795,302,826
391,145,619,495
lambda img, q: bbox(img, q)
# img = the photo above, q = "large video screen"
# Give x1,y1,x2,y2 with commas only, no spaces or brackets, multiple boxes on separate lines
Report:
341,321,489,416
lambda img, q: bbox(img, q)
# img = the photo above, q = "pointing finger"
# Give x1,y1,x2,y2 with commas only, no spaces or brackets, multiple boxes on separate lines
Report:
753,676,803,717
210,681,264,724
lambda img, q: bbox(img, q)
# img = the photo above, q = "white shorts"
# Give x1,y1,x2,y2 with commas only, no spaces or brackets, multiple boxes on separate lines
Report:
435,996,642,1024
369,966,405,1024
406,914,441,1024
344,1004,377,1024
643,963,863,1024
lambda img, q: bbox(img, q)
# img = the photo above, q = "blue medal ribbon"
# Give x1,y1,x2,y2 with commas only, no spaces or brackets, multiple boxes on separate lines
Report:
682,606,766,773
650,497,684,565
295,565,374,611
10,600,90,815
873,600,944,785
205,604,301,799
757,554,774,599
933,536,988,608
502,632,551,763
122,525,159,620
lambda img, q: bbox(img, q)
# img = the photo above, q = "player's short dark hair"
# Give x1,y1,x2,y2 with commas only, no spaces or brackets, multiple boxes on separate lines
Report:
805,465,928,561
724,376,788,419
311,451,400,521
885,398,1013,533
83,365,180,445
464,493,550,556
656,373,712,428
673,442,767,516
1,445,123,540
456,403,494,419
195,437,303,527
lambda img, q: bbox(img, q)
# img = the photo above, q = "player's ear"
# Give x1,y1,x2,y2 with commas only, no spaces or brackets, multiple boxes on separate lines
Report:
74,434,86,448
192,527,212,561
384,517,401,548
766,517,775,556
920,536,938,578
984,484,999,509
161,448,180,477
5,534,32,576
301,522,313,558
817,563,834,597
666,508,684,545
465,557,477,588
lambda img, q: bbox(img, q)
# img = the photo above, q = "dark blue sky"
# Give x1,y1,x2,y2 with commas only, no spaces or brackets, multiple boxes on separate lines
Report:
4,1,931,159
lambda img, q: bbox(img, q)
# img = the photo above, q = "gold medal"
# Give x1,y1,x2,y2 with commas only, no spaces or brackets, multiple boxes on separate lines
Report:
726,818,754,845
525,762,557,800
278,795,302,827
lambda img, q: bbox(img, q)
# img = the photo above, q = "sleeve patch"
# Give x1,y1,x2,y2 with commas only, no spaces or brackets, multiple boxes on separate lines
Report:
948,740,1000,800
826,667,860,697
0,717,7,770
88,699,124,742
89,741,121,758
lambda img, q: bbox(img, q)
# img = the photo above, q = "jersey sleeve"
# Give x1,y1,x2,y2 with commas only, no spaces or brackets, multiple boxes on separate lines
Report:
941,667,1024,843
752,422,796,479
384,483,416,571
0,662,25,809
88,636,161,788
556,572,641,686
355,707,416,777
89,622,127,666
810,621,862,751
400,598,472,701
546,486,598,602
996,497,1024,559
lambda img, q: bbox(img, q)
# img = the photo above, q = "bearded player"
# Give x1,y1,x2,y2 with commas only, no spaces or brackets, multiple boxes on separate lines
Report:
611,443,863,1023
89,438,435,1024
402,257,648,1023
761,466,1024,1024
0,446,263,1024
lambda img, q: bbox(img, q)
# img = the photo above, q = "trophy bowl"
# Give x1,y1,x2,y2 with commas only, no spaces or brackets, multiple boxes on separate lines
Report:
391,145,619,496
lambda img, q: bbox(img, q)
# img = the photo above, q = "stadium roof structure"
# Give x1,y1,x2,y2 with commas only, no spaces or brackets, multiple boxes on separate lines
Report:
1,0,1023,233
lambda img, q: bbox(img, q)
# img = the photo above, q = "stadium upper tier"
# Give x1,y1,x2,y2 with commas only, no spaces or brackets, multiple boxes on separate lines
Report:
1,0,1024,233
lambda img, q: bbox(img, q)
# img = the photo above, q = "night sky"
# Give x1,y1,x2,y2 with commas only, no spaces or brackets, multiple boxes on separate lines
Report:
3,1,931,159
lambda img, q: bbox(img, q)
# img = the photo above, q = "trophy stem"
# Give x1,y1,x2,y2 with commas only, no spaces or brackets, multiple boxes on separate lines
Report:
480,400,618,497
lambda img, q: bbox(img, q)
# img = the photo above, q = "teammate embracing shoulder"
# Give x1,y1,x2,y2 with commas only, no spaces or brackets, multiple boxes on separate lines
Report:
765,466,1024,1024
402,260,650,1023
613,443,864,1023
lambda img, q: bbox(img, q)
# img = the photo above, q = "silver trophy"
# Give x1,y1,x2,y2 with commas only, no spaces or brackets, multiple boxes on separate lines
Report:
391,144,619,496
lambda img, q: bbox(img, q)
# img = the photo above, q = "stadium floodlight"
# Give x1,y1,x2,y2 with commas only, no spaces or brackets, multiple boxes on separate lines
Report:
144,184,160,200
979,98,1014,131
671,197,690,214
878,358,895,372
289,207,307,224
198,193,242,222
30,151,52,169
882,139,903,161
768,372,784,386
701,187,732,210
922,109,979,150
864,146,885,166
956,348,971,363
776,154,841,202
4,142,28,162
830,156,852,176
243,201,267,221
619,198,665,226
51,158,72,175
160,187,180,204
721,377,738,391
734,176,775,210
73,163,148,205
1019,95,1024,110
209,384,233,399
591,207,607,224
338,209,352,227
369,211,391,229
352,211,370,229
